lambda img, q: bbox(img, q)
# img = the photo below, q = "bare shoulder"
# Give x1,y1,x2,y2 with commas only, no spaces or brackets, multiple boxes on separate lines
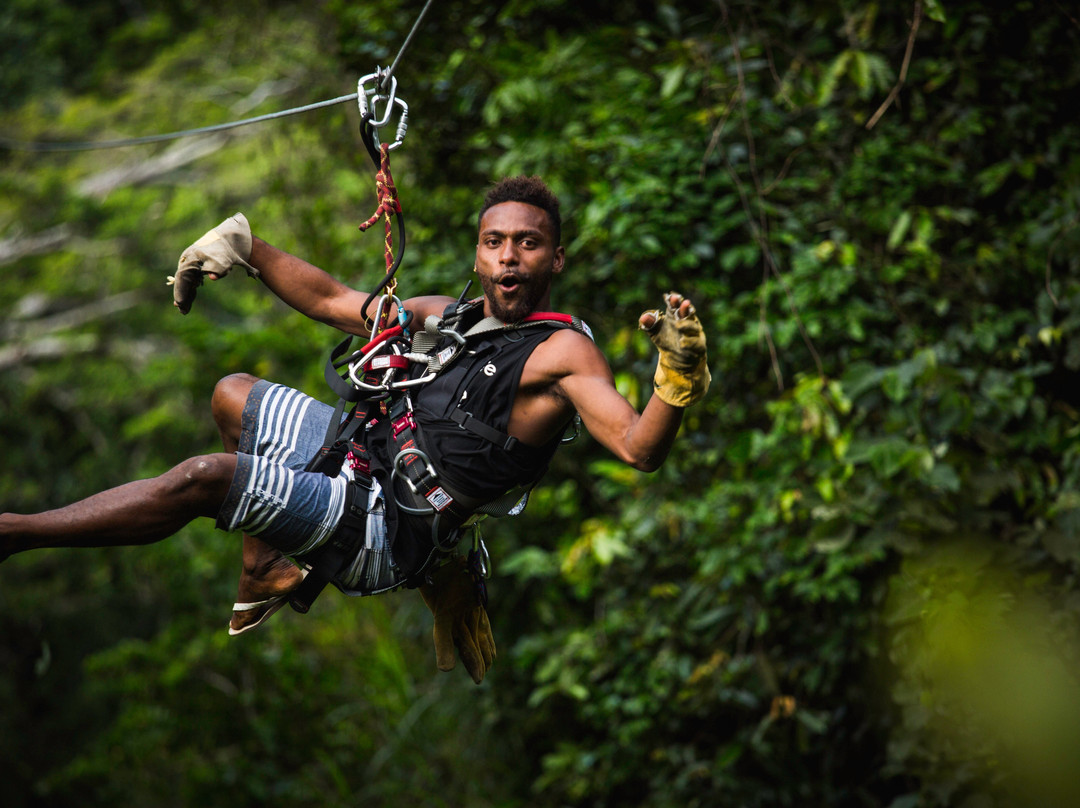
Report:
530,327,612,379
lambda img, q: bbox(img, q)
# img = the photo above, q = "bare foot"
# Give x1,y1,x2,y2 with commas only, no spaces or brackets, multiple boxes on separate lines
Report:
229,554,306,634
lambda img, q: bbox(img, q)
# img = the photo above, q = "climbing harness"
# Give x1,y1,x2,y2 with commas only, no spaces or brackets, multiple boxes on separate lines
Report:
292,289,590,613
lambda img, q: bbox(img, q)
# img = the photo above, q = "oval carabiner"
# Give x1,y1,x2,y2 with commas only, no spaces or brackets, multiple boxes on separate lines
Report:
471,536,491,580
385,99,409,151
358,71,399,128
356,71,379,120
390,371,437,390
561,413,582,444
371,293,404,335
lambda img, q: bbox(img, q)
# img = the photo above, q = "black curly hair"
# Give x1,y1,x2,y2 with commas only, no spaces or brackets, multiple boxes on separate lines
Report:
477,175,561,245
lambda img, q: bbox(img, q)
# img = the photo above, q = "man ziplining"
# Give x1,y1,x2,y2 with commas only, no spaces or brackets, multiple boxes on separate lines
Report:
0,176,711,683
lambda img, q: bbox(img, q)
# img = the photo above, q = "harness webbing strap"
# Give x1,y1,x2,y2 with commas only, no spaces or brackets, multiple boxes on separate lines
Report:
410,304,587,379
449,408,518,451
465,311,579,337
289,478,370,614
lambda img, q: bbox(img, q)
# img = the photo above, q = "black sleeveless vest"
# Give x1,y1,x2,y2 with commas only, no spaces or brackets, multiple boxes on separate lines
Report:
364,315,574,577
411,326,564,499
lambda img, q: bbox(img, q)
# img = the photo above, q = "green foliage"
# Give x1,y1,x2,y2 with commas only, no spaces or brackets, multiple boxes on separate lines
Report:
885,542,1080,807
3,1,1080,806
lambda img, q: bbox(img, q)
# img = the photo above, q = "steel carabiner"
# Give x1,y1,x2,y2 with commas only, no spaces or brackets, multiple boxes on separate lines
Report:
357,69,410,151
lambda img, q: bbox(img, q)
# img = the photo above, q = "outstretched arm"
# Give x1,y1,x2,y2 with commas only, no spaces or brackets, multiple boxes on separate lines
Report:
555,292,710,472
169,213,452,334
247,238,372,334
558,348,685,472
169,213,370,332
249,239,454,333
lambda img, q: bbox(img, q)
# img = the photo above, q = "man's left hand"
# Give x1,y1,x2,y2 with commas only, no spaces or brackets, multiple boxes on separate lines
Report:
640,291,711,407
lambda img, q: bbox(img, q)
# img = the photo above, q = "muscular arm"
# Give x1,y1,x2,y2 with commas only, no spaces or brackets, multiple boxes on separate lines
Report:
537,295,704,472
556,340,684,472
525,330,678,472
248,238,372,334
248,238,452,335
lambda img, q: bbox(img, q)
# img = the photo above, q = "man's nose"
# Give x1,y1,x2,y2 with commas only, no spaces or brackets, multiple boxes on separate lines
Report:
499,241,518,264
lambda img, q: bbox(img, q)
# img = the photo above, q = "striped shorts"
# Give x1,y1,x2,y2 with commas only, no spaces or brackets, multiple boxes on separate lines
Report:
216,379,406,595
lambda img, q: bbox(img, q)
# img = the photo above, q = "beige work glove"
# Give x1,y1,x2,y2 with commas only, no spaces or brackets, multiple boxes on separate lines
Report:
418,555,496,684
168,213,258,314
641,292,711,407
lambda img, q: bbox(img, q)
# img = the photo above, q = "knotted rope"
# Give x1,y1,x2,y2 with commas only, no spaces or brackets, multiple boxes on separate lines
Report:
358,143,402,334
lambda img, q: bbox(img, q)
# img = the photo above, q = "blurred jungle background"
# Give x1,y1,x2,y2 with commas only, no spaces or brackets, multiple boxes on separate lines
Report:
3,1,1080,806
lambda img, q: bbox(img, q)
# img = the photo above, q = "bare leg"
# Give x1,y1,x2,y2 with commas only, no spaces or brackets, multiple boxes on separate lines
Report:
0,453,235,557
212,374,304,632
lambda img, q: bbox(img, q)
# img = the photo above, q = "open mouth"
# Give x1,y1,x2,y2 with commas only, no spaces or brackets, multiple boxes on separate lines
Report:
497,275,522,293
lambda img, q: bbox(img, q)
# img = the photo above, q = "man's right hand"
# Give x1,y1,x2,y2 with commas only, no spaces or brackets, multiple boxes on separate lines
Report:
169,213,258,314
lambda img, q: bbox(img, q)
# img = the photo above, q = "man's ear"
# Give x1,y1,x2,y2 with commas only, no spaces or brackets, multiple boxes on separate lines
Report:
553,245,566,274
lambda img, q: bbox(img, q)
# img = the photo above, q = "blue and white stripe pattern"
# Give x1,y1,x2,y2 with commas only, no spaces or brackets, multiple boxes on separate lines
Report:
216,381,404,594
336,483,405,595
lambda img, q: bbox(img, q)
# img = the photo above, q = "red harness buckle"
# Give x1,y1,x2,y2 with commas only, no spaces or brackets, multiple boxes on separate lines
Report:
392,411,417,438
364,354,410,372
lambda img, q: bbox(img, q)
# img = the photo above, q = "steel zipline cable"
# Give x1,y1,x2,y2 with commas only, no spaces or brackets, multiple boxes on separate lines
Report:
0,95,361,153
0,0,435,154
381,0,435,91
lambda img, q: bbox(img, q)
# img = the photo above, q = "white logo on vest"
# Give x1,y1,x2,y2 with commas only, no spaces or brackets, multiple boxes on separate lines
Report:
483,363,497,377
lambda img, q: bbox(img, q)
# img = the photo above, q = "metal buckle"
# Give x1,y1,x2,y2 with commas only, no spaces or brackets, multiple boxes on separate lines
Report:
391,411,417,438
390,447,438,515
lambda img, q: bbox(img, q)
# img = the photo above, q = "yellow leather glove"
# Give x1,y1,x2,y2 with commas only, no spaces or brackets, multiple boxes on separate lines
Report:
641,292,711,407
418,555,496,684
168,213,258,314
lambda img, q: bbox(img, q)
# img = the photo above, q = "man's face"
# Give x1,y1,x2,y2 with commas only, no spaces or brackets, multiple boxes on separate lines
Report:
475,201,564,322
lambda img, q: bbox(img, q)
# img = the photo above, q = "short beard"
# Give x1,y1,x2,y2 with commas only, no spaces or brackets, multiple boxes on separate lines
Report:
479,274,549,323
